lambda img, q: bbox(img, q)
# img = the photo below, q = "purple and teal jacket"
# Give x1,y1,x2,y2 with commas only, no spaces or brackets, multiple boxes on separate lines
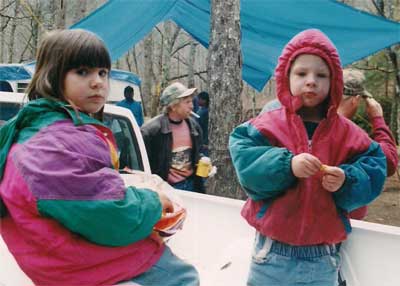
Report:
229,29,387,246
0,99,164,285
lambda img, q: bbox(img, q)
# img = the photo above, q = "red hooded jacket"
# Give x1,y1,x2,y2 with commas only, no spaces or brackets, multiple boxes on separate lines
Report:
230,29,386,245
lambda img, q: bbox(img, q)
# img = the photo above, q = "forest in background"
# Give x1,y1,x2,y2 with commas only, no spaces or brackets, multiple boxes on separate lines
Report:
1,0,399,205
1,0,399,138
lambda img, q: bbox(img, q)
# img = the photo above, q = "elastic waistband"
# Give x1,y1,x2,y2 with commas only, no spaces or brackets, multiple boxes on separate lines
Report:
270,240,340,258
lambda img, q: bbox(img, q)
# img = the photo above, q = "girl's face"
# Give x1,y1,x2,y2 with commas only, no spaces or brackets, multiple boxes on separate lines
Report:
63,67,109,114
289,54,331,108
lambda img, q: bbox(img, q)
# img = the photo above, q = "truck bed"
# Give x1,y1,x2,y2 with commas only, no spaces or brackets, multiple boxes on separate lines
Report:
1,185,400,286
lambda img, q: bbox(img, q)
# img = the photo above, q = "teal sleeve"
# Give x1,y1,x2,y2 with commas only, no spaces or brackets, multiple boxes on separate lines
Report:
229,122,296,201
333,141,387,212
38,187,162,247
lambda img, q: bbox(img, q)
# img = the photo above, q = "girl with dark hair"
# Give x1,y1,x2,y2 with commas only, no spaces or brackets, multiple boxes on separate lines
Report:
0,29,198,286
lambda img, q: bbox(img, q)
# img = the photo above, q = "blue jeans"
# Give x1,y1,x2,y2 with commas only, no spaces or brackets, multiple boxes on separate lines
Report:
120,246,199,286
171,177,195,192
247,232,341,286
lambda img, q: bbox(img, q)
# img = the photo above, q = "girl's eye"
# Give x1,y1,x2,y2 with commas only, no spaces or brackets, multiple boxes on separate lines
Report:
99,69,109,77
296,71,306,77
318,73,328,78
76,68,89,76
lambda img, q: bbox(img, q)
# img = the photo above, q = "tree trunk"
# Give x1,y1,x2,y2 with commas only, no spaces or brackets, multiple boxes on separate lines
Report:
207,0,244,199
0,0,5,62
187,39,196,88
161,21,181,89
54,0,66,29
7,0,19,63
143,33,155,117
72,0,87,24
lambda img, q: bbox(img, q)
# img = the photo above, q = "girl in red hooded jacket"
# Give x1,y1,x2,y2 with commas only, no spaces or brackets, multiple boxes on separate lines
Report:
229,29,386,285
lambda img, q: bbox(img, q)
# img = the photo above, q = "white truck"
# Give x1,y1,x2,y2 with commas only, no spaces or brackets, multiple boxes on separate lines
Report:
0,91,399,286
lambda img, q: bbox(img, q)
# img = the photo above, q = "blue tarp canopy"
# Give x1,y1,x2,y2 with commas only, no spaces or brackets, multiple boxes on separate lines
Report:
0,63,141,86
71,0,400,91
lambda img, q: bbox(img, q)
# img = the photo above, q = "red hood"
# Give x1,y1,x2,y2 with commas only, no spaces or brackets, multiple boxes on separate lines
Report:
274,29,343,116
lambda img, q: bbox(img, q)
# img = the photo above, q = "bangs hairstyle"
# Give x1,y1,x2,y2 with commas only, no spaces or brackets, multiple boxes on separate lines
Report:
27,29,111,101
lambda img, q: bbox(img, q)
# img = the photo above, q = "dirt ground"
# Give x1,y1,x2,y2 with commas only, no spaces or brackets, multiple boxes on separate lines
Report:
364,174,400,227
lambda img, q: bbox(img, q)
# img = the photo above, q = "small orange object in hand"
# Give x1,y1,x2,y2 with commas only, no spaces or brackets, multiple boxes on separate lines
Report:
154,203,187,237
320,164,328,172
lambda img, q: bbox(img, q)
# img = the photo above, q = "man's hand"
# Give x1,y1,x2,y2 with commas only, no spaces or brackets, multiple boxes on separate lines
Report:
291,153,322,178
365,98,383,118
321,165,345,192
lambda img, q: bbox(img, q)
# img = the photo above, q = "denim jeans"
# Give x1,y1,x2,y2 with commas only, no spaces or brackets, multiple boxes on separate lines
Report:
247,232,341,286
171,177,195,192
120,246,199,286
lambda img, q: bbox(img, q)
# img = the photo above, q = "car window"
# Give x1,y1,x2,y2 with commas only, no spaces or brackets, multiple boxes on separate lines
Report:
0,102,21,126
103,113,144,172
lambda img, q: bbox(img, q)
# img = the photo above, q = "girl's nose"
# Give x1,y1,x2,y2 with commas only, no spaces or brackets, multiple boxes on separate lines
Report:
90,73,104,88
305,74,317,86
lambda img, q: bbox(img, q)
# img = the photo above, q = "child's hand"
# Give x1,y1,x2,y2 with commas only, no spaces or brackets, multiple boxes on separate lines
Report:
291,153,322,178
155,191,174,213
321,165,345,192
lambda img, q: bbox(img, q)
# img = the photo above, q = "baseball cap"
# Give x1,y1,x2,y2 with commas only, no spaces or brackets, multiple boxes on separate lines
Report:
160,82,197,106
343,68,373,98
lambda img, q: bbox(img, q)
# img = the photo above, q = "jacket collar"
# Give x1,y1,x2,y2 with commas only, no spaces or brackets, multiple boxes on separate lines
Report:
159,113,199,137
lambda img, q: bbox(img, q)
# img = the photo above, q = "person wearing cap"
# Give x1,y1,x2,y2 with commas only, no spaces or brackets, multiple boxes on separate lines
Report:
338,68,398,220
141,82,204,193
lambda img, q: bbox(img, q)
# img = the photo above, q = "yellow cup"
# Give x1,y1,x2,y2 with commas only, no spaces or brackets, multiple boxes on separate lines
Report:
196,157,211,178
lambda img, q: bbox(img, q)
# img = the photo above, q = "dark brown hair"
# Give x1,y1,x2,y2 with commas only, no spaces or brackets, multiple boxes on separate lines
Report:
26,29,111,119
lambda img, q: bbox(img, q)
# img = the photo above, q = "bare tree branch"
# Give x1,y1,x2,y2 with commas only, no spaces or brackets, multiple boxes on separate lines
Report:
371,0,385,16
171,41,196,57
0,13,30,20
168,70,208,82
353,65,394,74
0,16,11,31
0,0,15,13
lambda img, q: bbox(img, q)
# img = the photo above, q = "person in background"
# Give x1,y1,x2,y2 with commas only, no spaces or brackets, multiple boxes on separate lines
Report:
117,86,144,126
196,91,209,156
0,29,199,286
229,29,386,286
337,68,398,219
141,82,204,193
192,92,199,113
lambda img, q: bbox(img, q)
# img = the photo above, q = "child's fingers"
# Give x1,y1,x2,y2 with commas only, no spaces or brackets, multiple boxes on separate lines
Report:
292,153,322,178
302,156,322,174
306,155,322,169
322,176,338,192
322,169,345,192
323,174,339,184
321,165,342,176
